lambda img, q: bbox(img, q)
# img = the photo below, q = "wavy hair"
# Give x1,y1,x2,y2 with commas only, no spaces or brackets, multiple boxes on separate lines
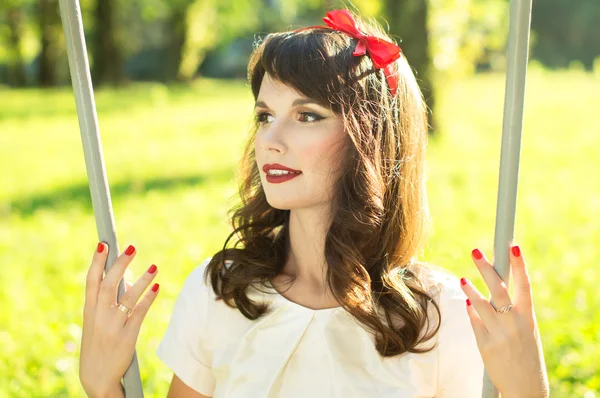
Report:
206,9,441,357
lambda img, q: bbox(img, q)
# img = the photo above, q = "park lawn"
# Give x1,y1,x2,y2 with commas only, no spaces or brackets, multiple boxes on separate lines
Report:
0,69,598,397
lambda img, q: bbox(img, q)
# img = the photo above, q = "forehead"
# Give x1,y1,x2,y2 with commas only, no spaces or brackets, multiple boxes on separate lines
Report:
258,74,302,99
256,73,331,110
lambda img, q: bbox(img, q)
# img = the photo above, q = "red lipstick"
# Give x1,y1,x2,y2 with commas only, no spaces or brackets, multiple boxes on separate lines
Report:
263,163,302,184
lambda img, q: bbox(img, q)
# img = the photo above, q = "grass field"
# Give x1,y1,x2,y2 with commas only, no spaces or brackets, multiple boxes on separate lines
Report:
1,69,598,397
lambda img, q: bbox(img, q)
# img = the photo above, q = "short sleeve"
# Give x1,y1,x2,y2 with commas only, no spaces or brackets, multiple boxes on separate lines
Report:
156,257,216,395
434,278,484,397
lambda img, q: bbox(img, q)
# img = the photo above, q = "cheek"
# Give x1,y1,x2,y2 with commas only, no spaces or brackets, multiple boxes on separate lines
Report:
302,135,346,173
254,135,265,162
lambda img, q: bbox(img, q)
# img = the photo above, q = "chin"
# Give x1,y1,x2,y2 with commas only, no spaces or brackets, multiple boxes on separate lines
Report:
265,194,328,212
265,197,297,210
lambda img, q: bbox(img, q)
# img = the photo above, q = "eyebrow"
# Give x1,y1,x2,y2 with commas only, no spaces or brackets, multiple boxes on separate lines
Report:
254,98,324,109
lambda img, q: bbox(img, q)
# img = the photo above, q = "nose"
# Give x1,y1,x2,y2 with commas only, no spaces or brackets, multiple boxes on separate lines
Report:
259,119,287,153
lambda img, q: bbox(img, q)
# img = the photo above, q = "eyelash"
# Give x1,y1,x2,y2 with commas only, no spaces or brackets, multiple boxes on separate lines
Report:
254,111,325,125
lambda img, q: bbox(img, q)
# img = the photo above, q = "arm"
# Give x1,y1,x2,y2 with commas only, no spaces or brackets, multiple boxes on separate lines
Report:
157,258,217,397
434,280,485,397
167,374,212,398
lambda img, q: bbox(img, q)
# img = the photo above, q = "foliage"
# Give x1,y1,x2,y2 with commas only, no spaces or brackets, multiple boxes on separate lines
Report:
0,70,599,396
531,0,600,70
428,0,509,76
122,0,260,81
1,0,598,87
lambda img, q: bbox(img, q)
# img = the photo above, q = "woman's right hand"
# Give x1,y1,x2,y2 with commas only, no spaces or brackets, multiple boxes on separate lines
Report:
79,242,160,398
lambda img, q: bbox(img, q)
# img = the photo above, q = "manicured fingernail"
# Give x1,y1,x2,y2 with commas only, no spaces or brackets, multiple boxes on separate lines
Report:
152,283,159,292
472,248,483,260
125,245,135,256
97,242,105,253
460,277,468,286
511,245,521,257
466,298,472,306
148,264,157,274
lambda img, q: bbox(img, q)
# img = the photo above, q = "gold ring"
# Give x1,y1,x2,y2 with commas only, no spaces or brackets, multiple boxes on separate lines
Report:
117,303,132,315
495,304,513,314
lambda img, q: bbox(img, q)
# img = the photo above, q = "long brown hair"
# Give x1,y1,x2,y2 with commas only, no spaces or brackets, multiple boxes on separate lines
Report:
206,9,441,357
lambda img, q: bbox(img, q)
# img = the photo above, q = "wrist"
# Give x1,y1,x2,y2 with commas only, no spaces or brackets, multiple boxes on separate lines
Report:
105,382,125,398
87,382,124,398
502,391,549,398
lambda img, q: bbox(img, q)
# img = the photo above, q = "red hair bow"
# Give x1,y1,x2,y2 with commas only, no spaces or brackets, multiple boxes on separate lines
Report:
296,9,402,96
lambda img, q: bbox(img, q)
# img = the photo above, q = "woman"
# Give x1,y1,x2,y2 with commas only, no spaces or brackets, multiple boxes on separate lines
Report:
79,9,549,398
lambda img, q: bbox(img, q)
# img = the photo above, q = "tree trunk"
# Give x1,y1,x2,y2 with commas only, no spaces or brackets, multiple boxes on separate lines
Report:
6,7,27,87
38,0,61,87
382,0,437,133
164,7,188,82
92,0,124,86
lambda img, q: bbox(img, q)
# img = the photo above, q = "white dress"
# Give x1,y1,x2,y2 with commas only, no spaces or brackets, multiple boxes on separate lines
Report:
156,258,484,397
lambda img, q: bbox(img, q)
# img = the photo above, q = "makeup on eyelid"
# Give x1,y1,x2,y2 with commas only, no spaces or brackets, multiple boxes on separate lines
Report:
255,111,325,124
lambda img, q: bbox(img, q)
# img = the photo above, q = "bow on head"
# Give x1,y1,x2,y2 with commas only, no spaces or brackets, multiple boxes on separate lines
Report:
296,9,402,96
323,10,402,70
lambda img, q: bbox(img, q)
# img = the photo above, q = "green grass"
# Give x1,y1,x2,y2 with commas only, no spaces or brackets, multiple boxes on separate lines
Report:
1,70,598,397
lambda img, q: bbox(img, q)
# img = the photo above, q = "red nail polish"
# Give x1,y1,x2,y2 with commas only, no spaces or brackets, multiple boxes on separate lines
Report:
125,245,135,256
148,264,157,274
97,243,105,253
152,283,159,292
472,249,483,260
466,298,472,306
511,245,521,257
460,277,467,286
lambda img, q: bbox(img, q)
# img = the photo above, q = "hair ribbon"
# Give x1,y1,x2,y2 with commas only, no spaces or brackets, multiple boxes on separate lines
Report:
296,9,402,96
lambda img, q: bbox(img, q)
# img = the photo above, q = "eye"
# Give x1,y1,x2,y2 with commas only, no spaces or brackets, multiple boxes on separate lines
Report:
255,111,274,125
254,110,325,125
298,111,324,123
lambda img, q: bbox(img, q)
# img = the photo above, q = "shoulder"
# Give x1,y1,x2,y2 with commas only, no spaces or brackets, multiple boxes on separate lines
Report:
156,257,219,395
408,262,472,346
186,256,212,284
176,257,213,300
412,261,467,310
163,257,215,326
416,263,484,396
178,256,234,299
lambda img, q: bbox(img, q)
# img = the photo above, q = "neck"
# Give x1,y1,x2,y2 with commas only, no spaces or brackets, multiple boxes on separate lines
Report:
283,206,331,289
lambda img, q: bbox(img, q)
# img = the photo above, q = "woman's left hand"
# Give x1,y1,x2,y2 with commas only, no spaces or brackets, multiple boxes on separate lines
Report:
460,245,550,398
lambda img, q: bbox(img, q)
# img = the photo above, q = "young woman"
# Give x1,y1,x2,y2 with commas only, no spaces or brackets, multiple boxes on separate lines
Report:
79,9,549,398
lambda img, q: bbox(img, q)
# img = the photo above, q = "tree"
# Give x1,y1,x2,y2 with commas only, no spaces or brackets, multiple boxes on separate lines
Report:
4,5,27,86
38,0,62,86
532,0,600,69
382,0,436,133
92,0,124,85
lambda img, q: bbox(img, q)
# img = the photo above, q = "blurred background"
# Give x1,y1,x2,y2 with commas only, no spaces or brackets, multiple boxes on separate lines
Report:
0,0,598,396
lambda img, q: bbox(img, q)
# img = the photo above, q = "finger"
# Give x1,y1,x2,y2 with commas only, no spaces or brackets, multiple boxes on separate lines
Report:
509,245,534,312
125,280,134,292
460,277,500,329
465,297,490,344
84,242,109,317
124,267,135,285
125,283,160,337
98,244,136,307
116,264,158,322
471,248,513,308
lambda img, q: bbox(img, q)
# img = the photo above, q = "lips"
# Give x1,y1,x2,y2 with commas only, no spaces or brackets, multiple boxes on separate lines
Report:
262,163,302,184
262,163,302,173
